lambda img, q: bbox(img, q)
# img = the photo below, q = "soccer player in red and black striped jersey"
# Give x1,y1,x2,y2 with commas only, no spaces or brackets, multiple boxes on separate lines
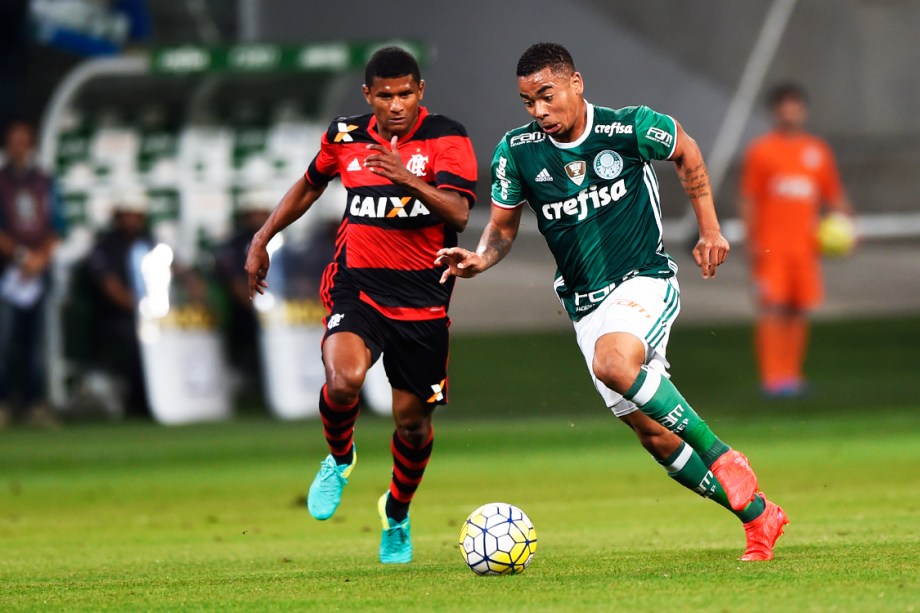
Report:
245,47,477,564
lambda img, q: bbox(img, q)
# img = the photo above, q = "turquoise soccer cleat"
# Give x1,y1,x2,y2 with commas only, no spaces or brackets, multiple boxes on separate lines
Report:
307,449,356,521
377,492,412,564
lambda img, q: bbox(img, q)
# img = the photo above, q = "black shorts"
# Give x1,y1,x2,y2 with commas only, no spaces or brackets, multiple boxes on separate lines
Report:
323,297,450,405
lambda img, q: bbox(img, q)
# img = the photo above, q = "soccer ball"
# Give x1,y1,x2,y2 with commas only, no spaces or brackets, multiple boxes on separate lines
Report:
817,213,856,257
458,502,537,575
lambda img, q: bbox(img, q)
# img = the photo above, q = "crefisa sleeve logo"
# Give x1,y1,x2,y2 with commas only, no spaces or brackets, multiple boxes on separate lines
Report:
593,150,623,180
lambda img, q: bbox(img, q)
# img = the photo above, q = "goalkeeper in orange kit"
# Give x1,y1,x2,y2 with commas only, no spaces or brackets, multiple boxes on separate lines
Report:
739,83,854,397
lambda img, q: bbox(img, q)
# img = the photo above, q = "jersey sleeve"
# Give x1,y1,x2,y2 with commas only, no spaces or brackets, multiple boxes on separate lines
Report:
431,125,478,206
633,105,678,161
304,128,339,188
490,137,525,208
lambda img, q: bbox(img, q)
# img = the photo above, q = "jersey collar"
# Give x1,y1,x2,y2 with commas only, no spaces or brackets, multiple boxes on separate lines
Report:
368,106,428,145
548,102,594,150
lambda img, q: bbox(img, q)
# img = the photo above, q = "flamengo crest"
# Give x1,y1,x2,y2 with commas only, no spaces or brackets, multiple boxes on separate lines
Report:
406,153,429,177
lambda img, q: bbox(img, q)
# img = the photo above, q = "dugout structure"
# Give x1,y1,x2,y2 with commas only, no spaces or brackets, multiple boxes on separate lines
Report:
40,40,426,422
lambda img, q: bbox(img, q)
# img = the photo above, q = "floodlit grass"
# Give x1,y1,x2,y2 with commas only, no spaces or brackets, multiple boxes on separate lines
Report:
1,317,919,611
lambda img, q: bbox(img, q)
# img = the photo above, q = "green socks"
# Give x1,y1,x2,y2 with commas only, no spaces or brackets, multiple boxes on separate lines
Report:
660,442,765,523
625,366,730,466
625,367,764,522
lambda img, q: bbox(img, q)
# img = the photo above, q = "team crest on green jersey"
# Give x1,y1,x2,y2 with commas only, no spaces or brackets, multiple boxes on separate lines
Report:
564,160,587,186
593,150,623,180
490,103,679,321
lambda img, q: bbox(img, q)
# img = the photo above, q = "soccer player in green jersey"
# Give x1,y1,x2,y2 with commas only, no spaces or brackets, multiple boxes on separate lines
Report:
437,43,788,560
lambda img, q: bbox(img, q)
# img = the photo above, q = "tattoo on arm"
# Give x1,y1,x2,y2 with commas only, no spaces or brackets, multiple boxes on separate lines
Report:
478,224,514,269
679,162,711,200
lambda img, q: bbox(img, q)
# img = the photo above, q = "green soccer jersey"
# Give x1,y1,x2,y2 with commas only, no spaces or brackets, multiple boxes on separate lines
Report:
491,103,679,320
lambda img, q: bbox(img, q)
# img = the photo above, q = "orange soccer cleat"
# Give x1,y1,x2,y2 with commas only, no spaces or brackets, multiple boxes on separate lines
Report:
740,494,789,561
710,449,758,510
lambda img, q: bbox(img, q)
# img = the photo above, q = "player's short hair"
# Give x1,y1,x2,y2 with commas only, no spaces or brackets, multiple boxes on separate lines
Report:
364,46,421,86
768,82,808,108
516,43,576,78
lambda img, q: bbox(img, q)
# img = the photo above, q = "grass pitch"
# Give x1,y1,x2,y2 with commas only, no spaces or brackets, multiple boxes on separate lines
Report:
2,317,919,611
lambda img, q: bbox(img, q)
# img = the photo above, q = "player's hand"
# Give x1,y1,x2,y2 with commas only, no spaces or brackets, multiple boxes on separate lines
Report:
435,247,486,284
365,136,414,185
692,229,730,279
244,239,271,299
19,250,46,278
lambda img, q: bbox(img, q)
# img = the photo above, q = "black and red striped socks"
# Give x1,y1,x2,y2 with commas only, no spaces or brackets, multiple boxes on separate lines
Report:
318,385,359,465
385,428,434,522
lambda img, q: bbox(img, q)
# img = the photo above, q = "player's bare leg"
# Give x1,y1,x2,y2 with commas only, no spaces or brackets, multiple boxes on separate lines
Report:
308,332,370,520
323,331,372,407
595,332,758,509
618,410,760,514
618,409,681,461
596,331,785,558
378,389,434,564
618,408,785,559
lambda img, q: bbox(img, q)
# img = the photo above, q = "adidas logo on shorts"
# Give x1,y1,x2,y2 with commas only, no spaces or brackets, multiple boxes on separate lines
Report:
535,168,553,182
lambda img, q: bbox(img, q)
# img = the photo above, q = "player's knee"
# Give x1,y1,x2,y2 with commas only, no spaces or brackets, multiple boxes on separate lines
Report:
396,415,432,448
593,352,641,393
325,367,365,405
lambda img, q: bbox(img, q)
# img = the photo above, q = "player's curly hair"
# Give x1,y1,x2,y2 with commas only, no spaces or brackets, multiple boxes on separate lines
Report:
516,43,576,77
365,46,421,86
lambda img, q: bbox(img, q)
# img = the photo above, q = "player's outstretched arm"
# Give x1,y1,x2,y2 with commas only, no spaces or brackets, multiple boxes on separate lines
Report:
436,204,523,284
244,176,325,299
670,120,730,279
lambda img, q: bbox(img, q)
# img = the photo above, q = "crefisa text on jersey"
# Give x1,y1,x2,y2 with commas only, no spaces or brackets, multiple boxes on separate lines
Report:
594,121,633,136
542,179,627,222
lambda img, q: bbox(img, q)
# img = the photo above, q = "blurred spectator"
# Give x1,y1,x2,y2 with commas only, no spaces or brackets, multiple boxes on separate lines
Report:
739,83,854,398
0,120,63,427
84,189,152,417
215,190,274,397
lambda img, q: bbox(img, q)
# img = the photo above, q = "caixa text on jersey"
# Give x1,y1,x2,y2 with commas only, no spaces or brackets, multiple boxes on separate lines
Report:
350,195,431,219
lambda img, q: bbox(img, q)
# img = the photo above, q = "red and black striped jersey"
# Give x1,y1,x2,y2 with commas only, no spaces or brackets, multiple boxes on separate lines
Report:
305,107,477,321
